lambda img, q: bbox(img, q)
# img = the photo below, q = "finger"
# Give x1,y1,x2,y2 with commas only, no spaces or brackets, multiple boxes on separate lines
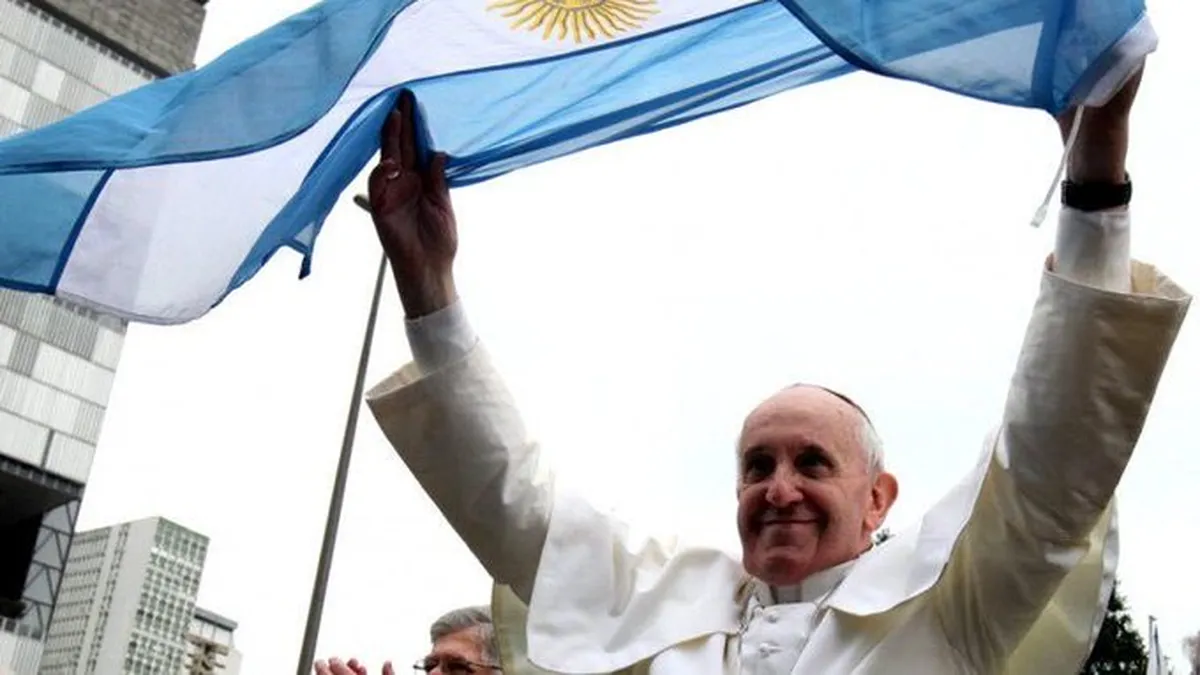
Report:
329,658,355,675
368,159,422,213
424,153,450,204
313,660,330,675
346,658,368,675
382,661,396,675
353,194,372,213
398,90,417,171
381,103,403,163
367,159,401,201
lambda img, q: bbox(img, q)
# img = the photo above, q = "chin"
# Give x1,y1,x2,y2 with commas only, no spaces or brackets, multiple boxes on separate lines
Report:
747,552,814,586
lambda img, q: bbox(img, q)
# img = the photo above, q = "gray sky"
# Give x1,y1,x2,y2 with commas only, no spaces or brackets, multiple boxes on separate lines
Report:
76,0,1199,671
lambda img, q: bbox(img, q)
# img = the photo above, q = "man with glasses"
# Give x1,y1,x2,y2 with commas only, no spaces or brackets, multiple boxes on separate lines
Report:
314,606,501,675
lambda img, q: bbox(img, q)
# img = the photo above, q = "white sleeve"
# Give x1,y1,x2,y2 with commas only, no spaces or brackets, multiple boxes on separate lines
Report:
404,299,479,374
1053,206,1131,292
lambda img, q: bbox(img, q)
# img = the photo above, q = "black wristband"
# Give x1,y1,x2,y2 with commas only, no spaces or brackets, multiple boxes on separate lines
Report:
1061,175,1132,212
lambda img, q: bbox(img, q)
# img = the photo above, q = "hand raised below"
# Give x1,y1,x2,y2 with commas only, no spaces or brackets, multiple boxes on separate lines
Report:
314,656,395,675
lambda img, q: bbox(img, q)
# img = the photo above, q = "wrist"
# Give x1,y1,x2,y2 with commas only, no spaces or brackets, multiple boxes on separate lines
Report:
395,271,458,319
1067,154,1127,185
1065,112,1129,184
1062,174,1131,212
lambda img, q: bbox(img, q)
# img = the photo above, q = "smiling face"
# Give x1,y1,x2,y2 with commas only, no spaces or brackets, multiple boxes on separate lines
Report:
736,386,898,586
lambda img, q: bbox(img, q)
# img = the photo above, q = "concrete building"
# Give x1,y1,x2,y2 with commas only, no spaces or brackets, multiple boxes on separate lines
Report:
0,1,206,672
37,517,209,675
184,607,240,675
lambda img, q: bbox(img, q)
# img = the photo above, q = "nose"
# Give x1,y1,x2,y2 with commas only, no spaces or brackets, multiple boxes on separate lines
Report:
764,470,803,508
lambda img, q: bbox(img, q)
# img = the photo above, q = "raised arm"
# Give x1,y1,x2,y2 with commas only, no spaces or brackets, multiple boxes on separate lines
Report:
934,67,1192,671
361,92,551,603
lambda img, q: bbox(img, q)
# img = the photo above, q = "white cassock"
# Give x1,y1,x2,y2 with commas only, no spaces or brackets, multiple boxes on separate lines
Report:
367,207,1190,675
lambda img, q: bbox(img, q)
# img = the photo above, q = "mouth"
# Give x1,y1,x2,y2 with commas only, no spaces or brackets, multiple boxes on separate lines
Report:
760,519,818,527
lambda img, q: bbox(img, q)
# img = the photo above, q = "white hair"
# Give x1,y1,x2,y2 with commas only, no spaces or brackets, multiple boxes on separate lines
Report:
859,415,886,476
429,605,498,665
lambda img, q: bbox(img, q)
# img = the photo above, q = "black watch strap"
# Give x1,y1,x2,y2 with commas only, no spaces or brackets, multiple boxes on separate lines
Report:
1061,175,1132,212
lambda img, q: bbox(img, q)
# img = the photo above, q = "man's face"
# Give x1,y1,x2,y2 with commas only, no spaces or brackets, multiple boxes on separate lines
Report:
420,628,496,674
736,386,898,587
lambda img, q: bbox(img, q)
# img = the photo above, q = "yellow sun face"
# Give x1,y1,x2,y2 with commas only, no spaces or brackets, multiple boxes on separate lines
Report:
488,0,660,44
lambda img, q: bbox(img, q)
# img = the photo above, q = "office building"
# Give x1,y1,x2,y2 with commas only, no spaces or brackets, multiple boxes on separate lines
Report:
38,517,209,674
184,607,240,675
0,0,207,672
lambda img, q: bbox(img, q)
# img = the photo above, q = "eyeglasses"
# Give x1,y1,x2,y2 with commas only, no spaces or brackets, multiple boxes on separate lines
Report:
412,656,501,674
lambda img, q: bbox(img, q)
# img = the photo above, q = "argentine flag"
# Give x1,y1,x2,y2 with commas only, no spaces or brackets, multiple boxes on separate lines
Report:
0,0,1155,324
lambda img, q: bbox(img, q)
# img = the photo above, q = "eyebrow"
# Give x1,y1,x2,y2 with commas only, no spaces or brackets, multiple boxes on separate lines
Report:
741,442,832,460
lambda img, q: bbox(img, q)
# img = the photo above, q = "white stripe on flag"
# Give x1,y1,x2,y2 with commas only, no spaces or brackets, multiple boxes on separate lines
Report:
56,0,758,322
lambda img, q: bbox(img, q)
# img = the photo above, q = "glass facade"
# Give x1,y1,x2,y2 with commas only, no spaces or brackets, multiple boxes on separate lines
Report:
0,2,165,673
0,0,152,138
39,526,109,673
0,288,125,482
39,518,210,675
184,608,240,675
125,521,207,675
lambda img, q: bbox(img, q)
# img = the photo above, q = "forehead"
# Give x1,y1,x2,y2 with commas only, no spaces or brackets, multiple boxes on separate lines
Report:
429,628,484,661
740,386,864,455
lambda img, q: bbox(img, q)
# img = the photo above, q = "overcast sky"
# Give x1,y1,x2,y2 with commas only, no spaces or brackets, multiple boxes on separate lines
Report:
75,0,1198,672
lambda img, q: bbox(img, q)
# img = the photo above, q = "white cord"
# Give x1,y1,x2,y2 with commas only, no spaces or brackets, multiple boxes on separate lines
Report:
1030,105,1087,228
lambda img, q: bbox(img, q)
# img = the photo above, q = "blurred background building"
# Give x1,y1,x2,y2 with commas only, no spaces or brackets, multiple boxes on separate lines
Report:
0,1,207,672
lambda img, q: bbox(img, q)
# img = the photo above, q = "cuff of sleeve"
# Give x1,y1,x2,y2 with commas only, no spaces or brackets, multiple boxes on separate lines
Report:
1053,206,1132,293
405,300,480,374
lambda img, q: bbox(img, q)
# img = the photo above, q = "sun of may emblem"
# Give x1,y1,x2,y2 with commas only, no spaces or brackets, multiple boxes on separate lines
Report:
487,0,659,44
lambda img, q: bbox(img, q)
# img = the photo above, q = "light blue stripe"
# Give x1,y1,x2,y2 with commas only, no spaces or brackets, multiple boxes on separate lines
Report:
777,0,1147,112
0,170,108,291
221,2,849,307
0,0,416,175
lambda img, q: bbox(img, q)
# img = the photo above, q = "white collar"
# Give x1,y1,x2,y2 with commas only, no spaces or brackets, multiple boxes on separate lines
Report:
754,557,858,605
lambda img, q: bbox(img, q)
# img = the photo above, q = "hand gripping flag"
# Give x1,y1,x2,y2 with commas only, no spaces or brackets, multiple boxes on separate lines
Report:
0,0,1155,324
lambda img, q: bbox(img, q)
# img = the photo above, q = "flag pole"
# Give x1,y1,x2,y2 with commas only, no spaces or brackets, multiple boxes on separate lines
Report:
296,246,389,675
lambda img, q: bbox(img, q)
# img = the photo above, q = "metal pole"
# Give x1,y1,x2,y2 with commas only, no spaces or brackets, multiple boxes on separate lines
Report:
296,250,389,675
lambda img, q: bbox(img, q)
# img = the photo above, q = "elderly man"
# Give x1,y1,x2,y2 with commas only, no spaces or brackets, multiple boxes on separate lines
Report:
362,61,1189,674
314,605,501,675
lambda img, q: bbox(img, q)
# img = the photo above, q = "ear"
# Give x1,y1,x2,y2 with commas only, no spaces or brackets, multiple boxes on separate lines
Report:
865,471,899,531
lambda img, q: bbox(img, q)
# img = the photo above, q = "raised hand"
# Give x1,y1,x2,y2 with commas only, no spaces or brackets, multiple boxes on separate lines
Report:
1056,65,1143,184
357,90,458,318
314,657,396,675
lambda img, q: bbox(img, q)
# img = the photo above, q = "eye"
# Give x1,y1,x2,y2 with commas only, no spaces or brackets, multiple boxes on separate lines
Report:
795,447,831,475
742,452,774,481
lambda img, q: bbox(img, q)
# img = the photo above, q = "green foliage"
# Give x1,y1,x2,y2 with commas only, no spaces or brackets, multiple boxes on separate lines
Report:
1184,631,1199,675
1081,582,1148,675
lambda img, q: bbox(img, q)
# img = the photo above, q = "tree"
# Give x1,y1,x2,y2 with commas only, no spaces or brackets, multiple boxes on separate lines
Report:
1183,630,1199,675
1081,581,1148,674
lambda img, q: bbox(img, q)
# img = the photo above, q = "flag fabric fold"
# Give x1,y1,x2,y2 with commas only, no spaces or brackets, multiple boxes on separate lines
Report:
0,0,1154,324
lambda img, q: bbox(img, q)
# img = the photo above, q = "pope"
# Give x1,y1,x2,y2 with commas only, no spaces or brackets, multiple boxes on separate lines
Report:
359,60,1190,674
